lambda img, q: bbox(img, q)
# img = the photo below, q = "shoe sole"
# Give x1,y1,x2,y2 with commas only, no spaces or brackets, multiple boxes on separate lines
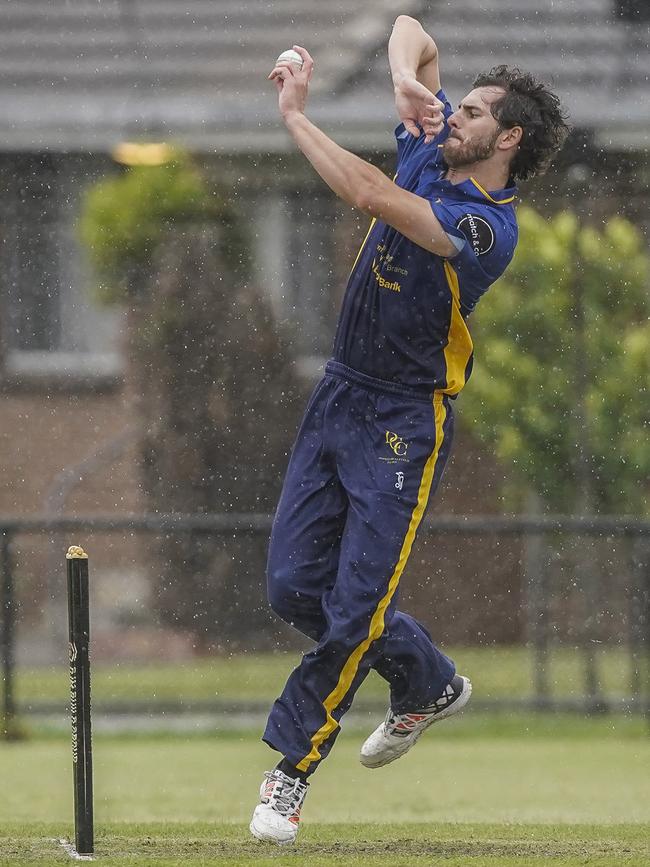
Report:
361,675,473,769
249,818,297,845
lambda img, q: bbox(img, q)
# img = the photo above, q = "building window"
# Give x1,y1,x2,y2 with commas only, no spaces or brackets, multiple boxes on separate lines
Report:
615,1,650,21
286,189,339,359
250,185,342,375
0,153,124,380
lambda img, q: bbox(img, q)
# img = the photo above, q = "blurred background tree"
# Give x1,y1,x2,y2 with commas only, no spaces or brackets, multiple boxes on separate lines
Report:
461,205,650,515
79,150,247,301
80,152,301,649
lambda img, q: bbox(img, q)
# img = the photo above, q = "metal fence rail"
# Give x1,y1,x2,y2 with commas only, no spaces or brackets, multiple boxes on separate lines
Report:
1,513,649,734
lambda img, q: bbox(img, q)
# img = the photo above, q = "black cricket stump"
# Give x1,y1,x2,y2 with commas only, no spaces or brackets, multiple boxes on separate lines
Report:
66,545,94,855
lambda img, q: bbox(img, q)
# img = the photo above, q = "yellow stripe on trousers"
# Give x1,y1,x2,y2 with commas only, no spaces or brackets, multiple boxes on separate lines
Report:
296,393,449,773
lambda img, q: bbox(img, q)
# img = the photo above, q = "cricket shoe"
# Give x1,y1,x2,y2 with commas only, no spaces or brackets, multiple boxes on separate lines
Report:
249,769,308,845
360,674,472,769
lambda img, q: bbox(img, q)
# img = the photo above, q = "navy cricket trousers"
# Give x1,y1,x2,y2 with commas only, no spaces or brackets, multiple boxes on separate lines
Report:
263,361,455,774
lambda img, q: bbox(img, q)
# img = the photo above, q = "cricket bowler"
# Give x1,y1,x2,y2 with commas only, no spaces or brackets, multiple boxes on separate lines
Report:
250,14,569,844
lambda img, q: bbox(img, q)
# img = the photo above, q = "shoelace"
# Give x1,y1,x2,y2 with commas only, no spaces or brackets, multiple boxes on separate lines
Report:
263,772,307,816
384,683,459,733
384,709,433,734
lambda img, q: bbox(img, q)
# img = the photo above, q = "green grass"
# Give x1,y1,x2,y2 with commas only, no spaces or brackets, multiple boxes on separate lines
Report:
3,822,650,866
3,728,649,825
15,645,644,707
5,648,649,863
2,720,649,864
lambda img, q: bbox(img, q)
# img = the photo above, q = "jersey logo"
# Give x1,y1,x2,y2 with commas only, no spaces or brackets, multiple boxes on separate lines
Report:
456,213,495,257
371,258,401,293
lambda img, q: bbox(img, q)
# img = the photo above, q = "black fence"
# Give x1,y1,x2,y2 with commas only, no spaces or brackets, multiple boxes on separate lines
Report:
1,513,649,734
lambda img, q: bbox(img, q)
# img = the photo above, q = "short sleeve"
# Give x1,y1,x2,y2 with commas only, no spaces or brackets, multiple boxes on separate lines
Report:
429,198,518,313
395,89,454,171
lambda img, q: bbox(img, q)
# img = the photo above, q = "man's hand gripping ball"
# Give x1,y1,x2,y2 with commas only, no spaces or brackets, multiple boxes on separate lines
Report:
268,45,314,120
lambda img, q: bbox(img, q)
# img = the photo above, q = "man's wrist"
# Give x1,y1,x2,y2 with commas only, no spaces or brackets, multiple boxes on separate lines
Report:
282,109,307,130
392,70,417,91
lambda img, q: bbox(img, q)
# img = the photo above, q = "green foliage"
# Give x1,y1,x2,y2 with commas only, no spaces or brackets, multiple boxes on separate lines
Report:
79,151,246,302
462,205,650,513
79,153,295,648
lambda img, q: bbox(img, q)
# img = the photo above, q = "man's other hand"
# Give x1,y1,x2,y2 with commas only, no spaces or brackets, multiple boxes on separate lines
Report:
268,45,314,121
394,75,445,143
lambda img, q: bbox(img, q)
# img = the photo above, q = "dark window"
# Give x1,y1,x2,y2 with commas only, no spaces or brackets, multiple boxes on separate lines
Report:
2,155,61,351
0,153,123,377
287,189,338,357
614,1,650,22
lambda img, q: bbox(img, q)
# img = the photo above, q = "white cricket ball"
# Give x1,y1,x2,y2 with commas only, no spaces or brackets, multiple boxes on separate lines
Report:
275,49,304,70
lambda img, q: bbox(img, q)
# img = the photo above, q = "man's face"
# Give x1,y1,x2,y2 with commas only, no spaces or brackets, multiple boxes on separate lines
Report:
442,87,506,168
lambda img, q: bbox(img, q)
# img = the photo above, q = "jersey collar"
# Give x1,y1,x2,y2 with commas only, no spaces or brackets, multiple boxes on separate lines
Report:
463,176,516,205
432,145,517,204
432,172,517,205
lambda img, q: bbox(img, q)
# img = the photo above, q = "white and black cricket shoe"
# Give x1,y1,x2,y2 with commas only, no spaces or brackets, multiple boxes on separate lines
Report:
249,769,308,844
360,674,472,769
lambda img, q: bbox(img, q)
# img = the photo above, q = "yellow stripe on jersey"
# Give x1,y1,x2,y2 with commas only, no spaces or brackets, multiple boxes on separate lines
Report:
349,217,376,277
469,177,515,205
296,394,449,773
441,261,473,395
348,172,399,278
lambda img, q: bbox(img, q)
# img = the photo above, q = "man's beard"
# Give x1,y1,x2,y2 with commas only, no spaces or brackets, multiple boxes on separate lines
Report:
442,129,501,168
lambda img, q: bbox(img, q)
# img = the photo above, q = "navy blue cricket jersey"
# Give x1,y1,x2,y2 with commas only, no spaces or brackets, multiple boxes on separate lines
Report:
332,89,518,395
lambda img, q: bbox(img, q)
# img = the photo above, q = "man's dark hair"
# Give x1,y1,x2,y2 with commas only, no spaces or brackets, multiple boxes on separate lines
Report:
473,65,570,181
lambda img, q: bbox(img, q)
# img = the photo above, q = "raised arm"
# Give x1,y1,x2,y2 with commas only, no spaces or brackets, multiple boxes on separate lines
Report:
389,16,443,140
389,15,441,96
269,46,456,259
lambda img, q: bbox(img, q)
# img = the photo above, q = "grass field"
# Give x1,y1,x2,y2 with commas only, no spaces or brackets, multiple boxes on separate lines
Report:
4,822,650,866
14,645,644,707
4,649,649,864
2,717,649,864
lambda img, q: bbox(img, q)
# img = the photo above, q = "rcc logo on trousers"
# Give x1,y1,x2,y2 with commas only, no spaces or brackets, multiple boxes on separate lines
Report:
386,430,408,457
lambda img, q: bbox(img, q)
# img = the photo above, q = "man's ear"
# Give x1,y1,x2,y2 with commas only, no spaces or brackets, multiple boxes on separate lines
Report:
499,125,523,152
